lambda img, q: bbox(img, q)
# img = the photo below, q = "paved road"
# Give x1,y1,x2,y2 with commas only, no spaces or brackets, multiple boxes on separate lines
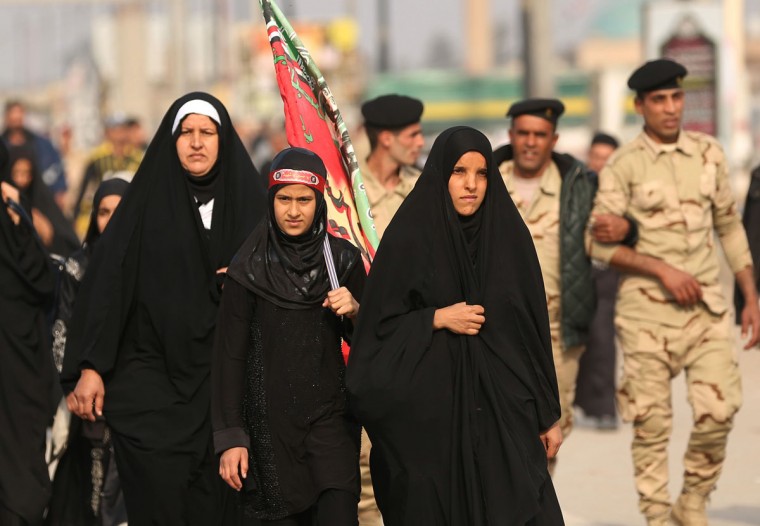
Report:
554,338,760,526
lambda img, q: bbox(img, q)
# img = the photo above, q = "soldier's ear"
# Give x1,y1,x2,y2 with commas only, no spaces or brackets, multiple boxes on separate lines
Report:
378,130,394,149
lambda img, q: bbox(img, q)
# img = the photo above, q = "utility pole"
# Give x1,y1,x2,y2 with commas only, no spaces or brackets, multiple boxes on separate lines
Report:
377,0,390,72
465,0,493,75
521,0,554,97
170,0,187,96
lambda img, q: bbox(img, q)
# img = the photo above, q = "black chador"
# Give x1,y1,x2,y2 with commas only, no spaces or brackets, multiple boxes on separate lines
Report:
61,92,266,525
347,127,564,525
0,141,56,525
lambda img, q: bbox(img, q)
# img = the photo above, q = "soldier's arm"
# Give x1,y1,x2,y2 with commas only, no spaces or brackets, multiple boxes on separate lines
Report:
606,246,702,307
711,145,753,276
587,160,701,306
586,162,633,261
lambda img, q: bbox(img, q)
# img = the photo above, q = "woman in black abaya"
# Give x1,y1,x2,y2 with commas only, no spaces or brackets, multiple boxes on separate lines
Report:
347,126,564,525
47,177,130,526
0,141,55,526
4,146,79,257
212,148,364,525
60,92,266,525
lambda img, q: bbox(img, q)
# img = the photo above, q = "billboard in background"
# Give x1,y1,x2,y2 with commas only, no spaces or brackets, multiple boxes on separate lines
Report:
644,2,725,142
660,16,718,136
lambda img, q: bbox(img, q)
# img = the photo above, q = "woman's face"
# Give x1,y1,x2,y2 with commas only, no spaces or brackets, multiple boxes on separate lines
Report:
10,158,33,190
175,113,219,177
96,194,122,234
447,151,488,216
273,184,317,237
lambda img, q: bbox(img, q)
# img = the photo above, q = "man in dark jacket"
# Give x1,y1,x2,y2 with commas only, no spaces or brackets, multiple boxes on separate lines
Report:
575,132,621,431
494,98,633,473
735,163,760,320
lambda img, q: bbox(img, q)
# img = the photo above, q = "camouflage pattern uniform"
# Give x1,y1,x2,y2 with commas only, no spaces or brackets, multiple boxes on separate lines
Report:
587,130,751,524
359,161,421,239
355,160,420,525
501,160,585,455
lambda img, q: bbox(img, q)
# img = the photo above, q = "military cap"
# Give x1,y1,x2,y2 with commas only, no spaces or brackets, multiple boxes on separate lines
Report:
627,58,688,94
361,94,423,130
506,98,565,123
591,132,619,149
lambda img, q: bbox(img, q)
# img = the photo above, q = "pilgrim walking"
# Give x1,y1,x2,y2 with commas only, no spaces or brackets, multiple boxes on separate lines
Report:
347,126,564,525
213,147,364,525
47,177,130,526
61,92,266,525
0,141,56,526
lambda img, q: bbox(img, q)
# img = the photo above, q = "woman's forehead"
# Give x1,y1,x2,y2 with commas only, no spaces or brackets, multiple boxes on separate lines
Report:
181,113,217,127
275,183,316,197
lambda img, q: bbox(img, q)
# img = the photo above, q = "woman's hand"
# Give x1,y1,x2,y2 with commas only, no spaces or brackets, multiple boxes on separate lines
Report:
323,287,360,318
219,447,249,491
1,181,21,225
71,369,105,422
540,422,563,460
31,208,54,247
433,302,485,335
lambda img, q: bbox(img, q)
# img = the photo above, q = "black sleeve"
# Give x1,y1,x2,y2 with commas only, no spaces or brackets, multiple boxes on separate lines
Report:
341,263,366,344
0,201,54,302
212,277,253,454
621,215,639,247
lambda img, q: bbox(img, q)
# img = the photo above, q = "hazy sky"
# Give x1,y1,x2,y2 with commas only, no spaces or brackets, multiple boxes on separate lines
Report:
1,0,759,89
0,0,634,89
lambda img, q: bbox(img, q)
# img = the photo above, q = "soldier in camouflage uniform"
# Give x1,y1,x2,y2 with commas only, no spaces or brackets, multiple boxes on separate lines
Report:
587,59,760,526
356,94,425,525
358,94,424,239
494,99,634,474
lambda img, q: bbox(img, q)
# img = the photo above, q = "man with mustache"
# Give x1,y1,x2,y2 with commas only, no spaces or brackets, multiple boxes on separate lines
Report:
494,98,634,475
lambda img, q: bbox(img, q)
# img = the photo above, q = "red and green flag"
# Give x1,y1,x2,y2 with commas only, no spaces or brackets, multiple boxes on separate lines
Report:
260,0,378,265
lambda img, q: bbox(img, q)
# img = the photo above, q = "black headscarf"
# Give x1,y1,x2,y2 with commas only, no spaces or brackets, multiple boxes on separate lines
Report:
227,147,358,309
82,177,130,247
61,92,267,399
2,146,79,256
347,126,561,524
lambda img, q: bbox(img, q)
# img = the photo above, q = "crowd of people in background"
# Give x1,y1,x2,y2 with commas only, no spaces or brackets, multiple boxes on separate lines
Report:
1,56,760,526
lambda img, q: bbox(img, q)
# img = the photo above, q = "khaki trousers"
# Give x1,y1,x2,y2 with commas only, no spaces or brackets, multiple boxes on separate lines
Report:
615,310,742,520
358,428,382,525
547,321,585,475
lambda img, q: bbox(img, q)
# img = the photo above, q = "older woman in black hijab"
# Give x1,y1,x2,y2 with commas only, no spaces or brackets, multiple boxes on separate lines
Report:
60,92,266,525
0,141,56,525
347,126,564,525
212,147,364,525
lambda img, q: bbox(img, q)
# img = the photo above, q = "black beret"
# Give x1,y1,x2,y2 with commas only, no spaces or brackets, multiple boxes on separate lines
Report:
627,59,688,94
361,94,423,130
591,132,619,149
506,98,565,123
